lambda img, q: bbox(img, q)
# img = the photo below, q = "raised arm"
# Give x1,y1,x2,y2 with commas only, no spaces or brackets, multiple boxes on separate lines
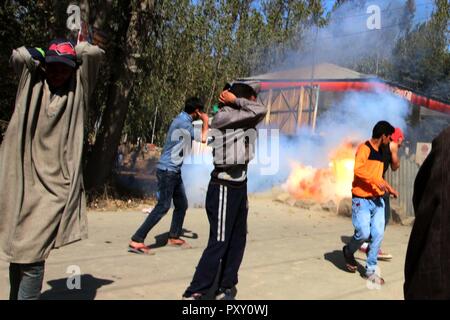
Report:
390,142,400,171
9,47,41,77
198,111,209,143
75,42,105,104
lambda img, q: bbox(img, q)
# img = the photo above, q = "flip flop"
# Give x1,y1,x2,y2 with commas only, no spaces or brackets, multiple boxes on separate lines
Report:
167,238,192,249
128,243,154,255
345,263,357,273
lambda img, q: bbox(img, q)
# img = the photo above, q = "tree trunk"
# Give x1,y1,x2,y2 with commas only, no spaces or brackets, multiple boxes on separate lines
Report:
85,0,155,191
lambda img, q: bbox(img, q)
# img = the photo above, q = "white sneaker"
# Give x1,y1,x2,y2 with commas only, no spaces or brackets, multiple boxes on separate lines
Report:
366,273,385,286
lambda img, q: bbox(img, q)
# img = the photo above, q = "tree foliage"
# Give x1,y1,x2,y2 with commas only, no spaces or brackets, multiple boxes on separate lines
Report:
390,0,450,100
0,0,448,190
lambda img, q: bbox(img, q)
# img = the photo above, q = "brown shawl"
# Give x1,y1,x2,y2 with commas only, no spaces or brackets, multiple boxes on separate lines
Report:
404,125,450,299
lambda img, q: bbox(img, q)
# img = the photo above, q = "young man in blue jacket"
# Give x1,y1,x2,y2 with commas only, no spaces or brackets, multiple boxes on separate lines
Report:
129,97,209,254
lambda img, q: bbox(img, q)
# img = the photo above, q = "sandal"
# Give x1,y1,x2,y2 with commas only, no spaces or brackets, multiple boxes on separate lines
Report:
128,241,154,255
167,238,192,248
343,246,358,273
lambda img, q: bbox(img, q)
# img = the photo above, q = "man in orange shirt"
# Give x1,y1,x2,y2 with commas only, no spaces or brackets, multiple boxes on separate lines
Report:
359,127,404,260
343,121,399,285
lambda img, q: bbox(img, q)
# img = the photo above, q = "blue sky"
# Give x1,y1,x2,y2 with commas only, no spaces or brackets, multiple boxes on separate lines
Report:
250,0,337,14
246,0,436,22
191,0,447,51
323,0,335,13
193,0,441,37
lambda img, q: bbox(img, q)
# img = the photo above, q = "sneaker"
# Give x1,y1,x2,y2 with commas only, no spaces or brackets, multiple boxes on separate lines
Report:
343,246,358,273
182,293,202,300
360,244,393,261
215,287,237,300
366,273,385,286
358,242,369,254
168,238,191,248
377,250,393,261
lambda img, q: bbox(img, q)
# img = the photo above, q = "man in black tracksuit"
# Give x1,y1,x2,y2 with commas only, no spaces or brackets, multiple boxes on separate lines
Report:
183,82,267,300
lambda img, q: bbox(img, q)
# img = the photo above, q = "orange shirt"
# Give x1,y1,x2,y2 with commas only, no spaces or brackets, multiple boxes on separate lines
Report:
352,141,385,198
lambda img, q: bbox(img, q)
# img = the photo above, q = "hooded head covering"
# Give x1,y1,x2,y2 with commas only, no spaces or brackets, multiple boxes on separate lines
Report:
224,81,261,98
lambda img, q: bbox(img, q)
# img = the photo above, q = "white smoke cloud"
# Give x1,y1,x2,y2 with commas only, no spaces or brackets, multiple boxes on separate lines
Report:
181,154,213,208
247,89,410,193
277,0,434,72
182,89,410,205
181,0,430,206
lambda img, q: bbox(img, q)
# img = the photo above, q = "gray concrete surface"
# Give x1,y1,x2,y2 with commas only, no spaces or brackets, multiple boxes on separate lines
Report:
0,194,412,300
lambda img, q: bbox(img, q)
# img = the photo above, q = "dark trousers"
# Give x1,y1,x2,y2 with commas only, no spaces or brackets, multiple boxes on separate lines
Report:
185,181,248,296
9,261,45,300
132,169,188,242
383,192,391,227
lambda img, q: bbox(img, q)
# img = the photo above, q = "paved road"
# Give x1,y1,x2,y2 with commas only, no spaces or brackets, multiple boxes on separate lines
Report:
0,194,412,300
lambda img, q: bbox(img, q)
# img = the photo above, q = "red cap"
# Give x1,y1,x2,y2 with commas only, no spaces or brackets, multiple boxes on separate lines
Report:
45,39,77,68
391,128,404,143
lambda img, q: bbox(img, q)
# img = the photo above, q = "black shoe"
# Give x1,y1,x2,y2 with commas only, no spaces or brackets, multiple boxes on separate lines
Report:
343,246,358,273
215,287,237,300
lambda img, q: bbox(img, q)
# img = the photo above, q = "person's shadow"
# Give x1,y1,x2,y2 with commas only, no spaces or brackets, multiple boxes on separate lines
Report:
148,228,199,249
323,235,366,277
40,274,113,300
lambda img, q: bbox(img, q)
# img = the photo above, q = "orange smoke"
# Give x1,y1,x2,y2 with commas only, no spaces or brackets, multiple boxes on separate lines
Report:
285,141,357,202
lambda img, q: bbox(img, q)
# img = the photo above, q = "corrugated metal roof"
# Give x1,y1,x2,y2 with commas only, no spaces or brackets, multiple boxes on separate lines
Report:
241,63,375,81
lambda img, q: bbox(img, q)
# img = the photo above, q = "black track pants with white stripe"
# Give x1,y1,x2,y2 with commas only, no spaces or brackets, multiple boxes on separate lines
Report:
185,181,248,295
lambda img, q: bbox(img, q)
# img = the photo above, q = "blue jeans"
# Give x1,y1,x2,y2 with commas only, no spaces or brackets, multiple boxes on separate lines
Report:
347,197,385,275
9,261,45,300
132,169,188,242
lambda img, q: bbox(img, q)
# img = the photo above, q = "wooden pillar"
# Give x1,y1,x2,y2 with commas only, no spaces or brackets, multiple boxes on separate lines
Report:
312,85,320,132
297,87,305,129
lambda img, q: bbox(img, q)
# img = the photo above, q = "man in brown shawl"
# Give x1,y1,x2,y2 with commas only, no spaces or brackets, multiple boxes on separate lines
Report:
0,39,103,300
404,125,450,299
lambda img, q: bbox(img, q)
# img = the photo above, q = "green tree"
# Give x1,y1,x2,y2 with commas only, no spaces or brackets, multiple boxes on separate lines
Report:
0,0,329,191
390,0,449,100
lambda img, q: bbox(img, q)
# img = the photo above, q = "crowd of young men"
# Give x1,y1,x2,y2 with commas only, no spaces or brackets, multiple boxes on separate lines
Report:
1,36,448,300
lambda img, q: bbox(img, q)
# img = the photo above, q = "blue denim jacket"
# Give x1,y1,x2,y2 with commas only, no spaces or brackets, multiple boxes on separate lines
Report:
157,111,194,172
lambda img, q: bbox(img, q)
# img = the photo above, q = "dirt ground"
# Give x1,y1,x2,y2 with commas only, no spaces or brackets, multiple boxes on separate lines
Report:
0,193,412,300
